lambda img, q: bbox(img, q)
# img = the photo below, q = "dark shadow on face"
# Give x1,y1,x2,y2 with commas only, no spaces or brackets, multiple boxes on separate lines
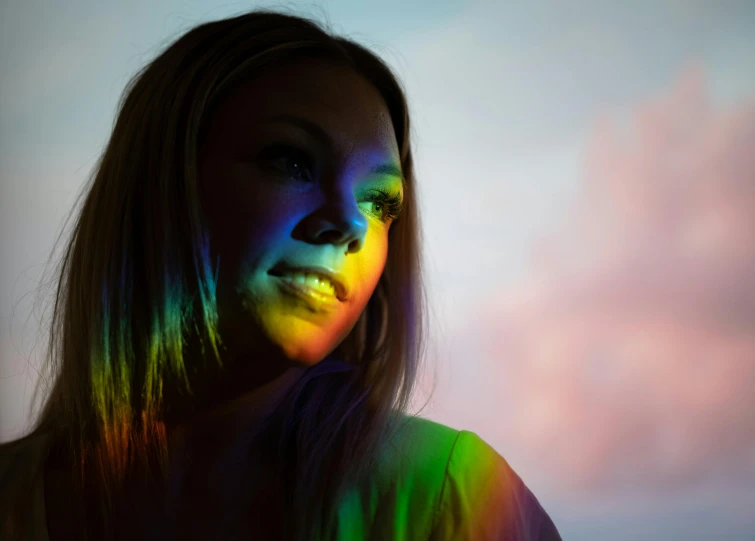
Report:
174,59,404,419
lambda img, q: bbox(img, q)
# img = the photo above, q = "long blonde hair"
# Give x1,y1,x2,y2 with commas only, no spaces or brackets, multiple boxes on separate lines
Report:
1,7,432,540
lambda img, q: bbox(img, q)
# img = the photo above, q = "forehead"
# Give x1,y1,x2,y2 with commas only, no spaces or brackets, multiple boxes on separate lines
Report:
211,60,399,159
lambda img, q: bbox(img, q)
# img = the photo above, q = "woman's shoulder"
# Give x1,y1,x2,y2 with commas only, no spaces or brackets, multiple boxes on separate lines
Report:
423,425,564,541
0,430,52,541
0,429,51,480
376,416,563,540
387,414,462,460
381,414,515,476
333,415,458,539
370,414,461,491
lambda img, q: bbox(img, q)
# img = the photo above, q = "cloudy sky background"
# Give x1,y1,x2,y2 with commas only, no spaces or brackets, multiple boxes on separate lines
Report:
2,0,754,539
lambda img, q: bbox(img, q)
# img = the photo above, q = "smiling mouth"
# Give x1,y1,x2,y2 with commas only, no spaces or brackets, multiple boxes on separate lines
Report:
267,264,349,302
271,274,342,311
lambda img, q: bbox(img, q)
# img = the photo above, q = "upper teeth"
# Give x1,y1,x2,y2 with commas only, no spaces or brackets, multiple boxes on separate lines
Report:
280,272,337,297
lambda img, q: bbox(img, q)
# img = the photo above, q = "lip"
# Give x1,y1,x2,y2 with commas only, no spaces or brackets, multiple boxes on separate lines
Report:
268,263,349,302
272,274,342,311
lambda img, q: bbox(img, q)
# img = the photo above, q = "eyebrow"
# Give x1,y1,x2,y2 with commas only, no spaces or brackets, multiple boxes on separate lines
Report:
258,114,405,186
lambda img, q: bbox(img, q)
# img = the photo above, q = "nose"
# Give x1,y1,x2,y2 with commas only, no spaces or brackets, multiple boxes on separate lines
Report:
302,191,369,254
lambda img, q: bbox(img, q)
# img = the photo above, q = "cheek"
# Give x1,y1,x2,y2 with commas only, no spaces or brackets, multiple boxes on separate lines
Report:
349,225,390,305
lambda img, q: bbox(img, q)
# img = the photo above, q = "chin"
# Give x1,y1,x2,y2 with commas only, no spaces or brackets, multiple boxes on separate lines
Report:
275,335,336,367
263,311,353,363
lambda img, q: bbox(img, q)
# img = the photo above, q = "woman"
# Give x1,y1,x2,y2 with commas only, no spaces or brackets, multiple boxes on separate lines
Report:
0,8,562,541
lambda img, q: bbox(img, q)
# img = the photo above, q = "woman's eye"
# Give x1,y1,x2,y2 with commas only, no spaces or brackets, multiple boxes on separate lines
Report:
258,145,403,223
359,189,404,223
259,144,314,182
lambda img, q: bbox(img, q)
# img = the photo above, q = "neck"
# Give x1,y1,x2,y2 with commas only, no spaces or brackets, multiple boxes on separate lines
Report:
166,364,306,460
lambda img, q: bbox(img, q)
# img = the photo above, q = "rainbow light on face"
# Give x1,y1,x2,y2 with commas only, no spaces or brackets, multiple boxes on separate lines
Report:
74,168,556,541
252,225,389,365
83,207,384,477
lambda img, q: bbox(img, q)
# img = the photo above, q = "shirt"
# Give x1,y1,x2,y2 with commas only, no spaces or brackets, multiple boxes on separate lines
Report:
0,416,562,540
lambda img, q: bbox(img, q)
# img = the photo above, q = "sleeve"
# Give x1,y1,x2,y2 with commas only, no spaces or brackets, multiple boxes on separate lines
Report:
429,430,562,541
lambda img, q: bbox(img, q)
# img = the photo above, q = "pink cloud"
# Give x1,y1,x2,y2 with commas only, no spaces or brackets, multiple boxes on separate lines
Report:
472,62,755,496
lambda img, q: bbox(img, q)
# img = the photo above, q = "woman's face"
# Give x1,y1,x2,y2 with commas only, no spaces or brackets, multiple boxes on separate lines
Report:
198,59,403,369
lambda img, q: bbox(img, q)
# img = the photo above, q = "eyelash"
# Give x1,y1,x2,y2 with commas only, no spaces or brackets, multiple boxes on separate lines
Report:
259,144,404,222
